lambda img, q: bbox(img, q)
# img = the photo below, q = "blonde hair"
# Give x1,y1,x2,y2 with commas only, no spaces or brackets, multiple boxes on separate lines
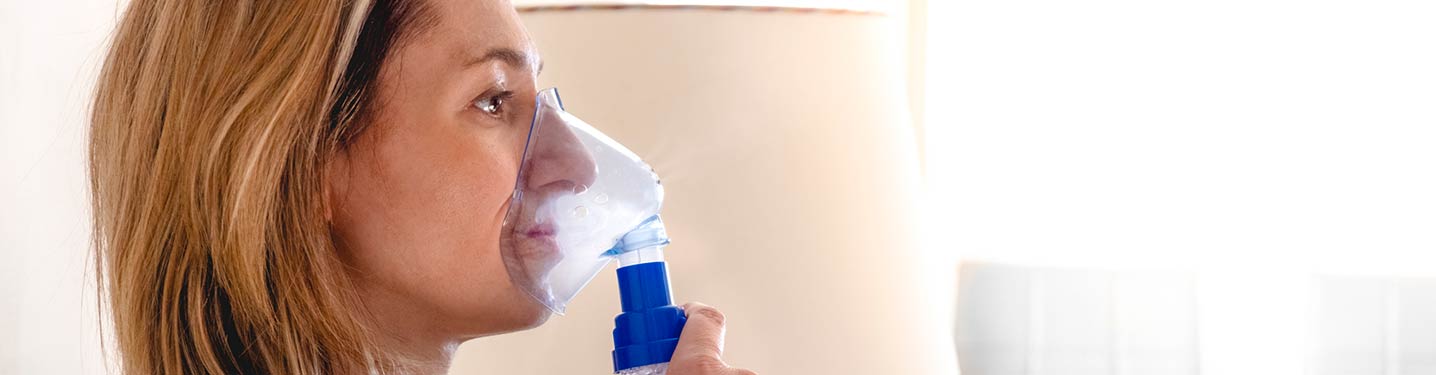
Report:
89,0,433,373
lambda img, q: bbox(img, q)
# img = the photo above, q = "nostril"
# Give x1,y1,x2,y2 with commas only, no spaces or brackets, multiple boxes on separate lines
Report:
534,180,579,196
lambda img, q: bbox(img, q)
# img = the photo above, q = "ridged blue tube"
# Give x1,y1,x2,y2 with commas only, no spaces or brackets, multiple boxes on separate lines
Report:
611,261,686,372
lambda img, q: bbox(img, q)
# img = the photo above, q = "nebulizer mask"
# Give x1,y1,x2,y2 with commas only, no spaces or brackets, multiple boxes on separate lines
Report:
500,88,685,374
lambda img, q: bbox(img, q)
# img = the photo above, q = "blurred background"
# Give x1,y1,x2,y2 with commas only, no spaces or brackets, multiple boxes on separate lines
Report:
3,0,1435,374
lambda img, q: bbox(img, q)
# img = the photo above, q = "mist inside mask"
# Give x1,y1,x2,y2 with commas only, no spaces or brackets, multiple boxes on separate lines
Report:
499,87,664,314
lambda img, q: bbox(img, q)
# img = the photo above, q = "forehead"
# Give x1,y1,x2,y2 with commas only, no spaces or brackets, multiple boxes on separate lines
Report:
424,0,536,66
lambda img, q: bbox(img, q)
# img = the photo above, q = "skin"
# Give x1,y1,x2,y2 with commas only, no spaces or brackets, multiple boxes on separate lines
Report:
326,1,754,374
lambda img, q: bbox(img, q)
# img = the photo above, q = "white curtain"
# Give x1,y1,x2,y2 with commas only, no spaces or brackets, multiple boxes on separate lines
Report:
924,0,1436,374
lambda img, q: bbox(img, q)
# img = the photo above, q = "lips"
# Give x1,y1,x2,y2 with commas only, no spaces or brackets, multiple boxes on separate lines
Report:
524,223,556,238
514,221,562,269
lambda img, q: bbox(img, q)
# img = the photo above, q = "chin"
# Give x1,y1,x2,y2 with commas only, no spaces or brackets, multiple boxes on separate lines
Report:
512,307,552,331
472,294,553,337
507,295,554,330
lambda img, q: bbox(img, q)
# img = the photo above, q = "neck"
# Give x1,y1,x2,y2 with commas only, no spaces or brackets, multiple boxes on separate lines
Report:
391,343,459,375
354,280,462,375
377,334,458,375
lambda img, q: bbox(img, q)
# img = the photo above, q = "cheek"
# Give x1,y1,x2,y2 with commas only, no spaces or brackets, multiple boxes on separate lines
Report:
336,123,527,324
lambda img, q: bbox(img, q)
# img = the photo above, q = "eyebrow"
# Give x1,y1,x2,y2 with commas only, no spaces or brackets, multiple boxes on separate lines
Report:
463,47,544,74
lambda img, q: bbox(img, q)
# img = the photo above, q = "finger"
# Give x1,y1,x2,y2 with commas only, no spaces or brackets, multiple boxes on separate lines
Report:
672,302,727,365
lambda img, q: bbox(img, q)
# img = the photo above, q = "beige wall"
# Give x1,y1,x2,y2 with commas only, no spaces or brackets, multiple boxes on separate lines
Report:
451,8,954,375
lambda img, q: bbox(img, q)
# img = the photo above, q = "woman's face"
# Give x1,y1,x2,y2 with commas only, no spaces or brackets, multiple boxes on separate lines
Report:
328,0,563,340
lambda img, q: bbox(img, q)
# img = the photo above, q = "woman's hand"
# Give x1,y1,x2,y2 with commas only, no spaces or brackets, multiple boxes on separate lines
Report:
669,303,757,375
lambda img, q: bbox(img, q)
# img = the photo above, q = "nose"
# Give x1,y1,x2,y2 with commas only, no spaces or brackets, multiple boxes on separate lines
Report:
523,106,599,194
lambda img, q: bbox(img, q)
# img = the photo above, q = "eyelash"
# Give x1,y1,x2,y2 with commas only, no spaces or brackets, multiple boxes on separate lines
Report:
473,90,515,117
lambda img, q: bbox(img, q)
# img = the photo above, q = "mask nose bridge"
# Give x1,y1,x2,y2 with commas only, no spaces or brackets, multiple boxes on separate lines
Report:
522,94,599,195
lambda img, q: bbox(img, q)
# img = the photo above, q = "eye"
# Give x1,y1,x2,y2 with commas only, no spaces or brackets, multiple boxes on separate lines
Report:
473,90,514,116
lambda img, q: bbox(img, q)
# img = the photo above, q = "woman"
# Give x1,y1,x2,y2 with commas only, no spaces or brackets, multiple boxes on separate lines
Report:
88,0,753,374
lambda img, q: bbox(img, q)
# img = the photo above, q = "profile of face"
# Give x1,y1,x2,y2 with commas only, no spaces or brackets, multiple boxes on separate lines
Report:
326,0,595,341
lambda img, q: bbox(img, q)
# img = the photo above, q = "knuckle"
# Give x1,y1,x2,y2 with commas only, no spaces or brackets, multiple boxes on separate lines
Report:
687,304,726,326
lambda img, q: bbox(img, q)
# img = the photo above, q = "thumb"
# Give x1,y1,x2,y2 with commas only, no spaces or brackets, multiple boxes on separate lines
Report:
672,302,727,367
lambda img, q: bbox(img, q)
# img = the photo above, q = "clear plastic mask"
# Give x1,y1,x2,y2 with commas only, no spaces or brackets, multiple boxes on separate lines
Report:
499,88,664,314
